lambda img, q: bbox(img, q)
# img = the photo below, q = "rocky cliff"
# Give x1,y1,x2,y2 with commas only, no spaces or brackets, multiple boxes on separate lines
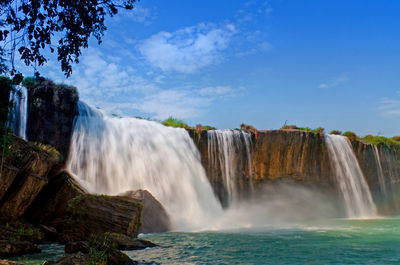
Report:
188,129,254,207
0,135,156,262
26,79,79,159
0,77,12,127
0,136,62,218
190,129,400,213
190,129,336,206
253,130,334,186
352,141,400,213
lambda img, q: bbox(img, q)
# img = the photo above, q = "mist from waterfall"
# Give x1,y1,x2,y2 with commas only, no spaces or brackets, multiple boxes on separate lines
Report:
67,101,223,231
8,85,28,140
207,129,254,205
325,134,377,218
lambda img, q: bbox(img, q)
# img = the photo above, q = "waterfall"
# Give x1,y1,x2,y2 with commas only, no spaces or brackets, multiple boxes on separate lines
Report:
372,145,387,195
207,130,254,206
8,85,28,140
379,148,400,212
67,101,223,231
325,134,377,218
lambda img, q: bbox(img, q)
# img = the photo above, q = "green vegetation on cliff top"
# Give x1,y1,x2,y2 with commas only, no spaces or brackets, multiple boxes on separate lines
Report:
280,125,400,151
281,125,324,134
360,135,400,151
162,117,189,129
23,76,79,100
161,117,215,131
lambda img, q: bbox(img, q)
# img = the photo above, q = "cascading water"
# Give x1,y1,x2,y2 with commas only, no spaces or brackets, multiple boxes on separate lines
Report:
67,101,223,231
207,130,254,206
325,134,377,218
8,85,28,140
380,149,400,186
372,145,387,196
378,148,400,212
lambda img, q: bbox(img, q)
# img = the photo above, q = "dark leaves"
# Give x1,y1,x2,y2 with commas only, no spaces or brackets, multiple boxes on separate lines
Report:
0,0,139,77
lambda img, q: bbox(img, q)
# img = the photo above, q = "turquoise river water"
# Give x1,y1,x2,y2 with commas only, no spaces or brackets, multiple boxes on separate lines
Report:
12,217,400,264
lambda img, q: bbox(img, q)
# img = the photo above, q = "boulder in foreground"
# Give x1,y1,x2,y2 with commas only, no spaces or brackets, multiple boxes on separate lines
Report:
121,190,170,233
26,171,86,228
61,194,143,242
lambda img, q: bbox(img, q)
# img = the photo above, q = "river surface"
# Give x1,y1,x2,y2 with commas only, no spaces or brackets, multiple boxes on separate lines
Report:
128,217,400,264
10,217,400,264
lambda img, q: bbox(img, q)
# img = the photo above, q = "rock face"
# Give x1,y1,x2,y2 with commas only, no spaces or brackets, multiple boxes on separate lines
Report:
26,79,79,159
253,130,334,187
43,254,87,265
0,240,41,258
0,136,62,218
190,129,335,205
0,77,11,127
351,141,382,194
188,129,255,207
121,190,170,233
0,165,19,202
61,194,143,243
44,251,138,265
26,171,86,227
352,140,400,213
190,128,400,214
0,259,26,265
0,222,43,258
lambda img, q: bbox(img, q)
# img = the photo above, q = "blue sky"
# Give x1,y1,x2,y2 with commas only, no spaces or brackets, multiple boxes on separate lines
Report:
31,0,400,136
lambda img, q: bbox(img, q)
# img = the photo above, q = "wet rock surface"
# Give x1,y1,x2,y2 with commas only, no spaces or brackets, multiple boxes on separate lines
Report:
0,259,26,265
26,79,79,159
26,171,86,228
0,240,41,258
60,194,143,243
121,190,170,233
0,136,62,218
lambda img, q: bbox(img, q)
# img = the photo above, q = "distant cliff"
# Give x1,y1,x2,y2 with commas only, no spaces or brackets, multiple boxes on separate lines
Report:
352,141,400,214
190,129,400,213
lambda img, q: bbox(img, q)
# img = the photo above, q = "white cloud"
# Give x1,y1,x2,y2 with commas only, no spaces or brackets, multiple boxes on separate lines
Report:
133,85,244,119
113,6,155,24
138,23,237,73
130,6,153,23
63,49,160,101
237,1,273,24
56,48,244,120
198,86,233,96
318,75,349,89
197,86,242,99
133,89,210,119
379,98,400,116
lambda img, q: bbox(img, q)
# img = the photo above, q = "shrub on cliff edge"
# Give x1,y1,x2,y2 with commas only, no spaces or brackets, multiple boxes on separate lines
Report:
361,135,400,152
329,130,342,135
281,125,324,134
342,131,357,141
162,117,189,129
